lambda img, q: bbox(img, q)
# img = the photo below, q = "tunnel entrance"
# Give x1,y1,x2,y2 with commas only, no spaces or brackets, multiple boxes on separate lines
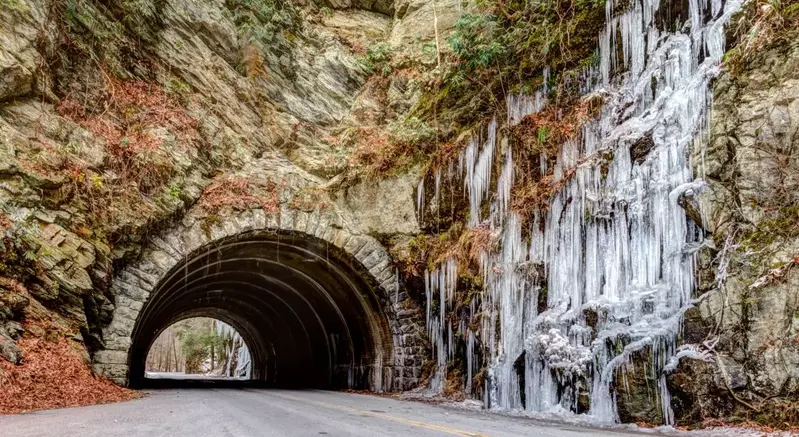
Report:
126,230,395,390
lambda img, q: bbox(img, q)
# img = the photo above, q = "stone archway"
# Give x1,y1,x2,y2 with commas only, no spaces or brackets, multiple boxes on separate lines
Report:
92,207,424,391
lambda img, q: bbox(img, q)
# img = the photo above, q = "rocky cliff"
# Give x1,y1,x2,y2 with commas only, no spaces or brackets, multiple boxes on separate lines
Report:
0,0,429,360
0,0,437,400
1,0,798,428
668,17,799,426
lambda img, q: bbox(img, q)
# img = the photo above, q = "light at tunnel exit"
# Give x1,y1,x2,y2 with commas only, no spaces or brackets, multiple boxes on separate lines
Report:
145,317,252,380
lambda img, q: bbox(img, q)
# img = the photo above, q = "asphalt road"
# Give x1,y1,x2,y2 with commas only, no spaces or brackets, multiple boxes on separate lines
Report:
0,388,663,437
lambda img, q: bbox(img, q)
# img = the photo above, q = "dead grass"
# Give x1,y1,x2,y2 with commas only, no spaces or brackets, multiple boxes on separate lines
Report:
198,176,280,215
0,213,11,231
509,95,603,222
443,368,467,401
56,79,198,193
348,127,401,176
47,79,202,234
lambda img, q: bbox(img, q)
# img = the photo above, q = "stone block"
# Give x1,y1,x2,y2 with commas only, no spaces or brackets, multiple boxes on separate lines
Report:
93,363,128,385
343,235,368,256
361,249,383,270
314,216,332,239
103,335,132,352
252,208,267,229
94,350,128,365
279,206,297,230
305,209,322,235
294,211,310,233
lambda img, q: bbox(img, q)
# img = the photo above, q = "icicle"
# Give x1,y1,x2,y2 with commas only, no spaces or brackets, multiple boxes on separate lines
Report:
496,145,513,225
395,270,400,305
464,118,497,227
507,88,546,126
466,330,475,394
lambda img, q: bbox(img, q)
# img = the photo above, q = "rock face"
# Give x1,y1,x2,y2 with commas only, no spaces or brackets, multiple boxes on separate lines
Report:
0,0,432,388
0,2,41,101
337,166,422,235
669,38,799,424
0,0,797,426
390,0,460,48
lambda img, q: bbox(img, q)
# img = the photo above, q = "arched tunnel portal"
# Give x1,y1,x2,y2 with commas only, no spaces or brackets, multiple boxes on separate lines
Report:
128,231,393,389
92,212,424,391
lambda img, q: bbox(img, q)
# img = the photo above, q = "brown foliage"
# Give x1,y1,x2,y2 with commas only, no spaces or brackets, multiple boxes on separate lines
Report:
443,367,467,401
0,213,11,231
725,0,799,76
349,127,400,176
57,79,199,195
40,79,204,236
405,222,497,276
242,44,267,79
0,337,139,414
198,177,280,215
509,95,602,219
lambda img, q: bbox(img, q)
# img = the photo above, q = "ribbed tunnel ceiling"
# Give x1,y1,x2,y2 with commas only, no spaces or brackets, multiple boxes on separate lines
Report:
128,230,394,389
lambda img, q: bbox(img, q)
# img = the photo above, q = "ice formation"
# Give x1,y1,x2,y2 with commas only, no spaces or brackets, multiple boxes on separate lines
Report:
214,320,252,379
424,257,458,393
418,0,742,424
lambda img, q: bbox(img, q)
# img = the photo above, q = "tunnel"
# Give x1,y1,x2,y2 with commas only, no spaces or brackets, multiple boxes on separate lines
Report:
126,230,395,389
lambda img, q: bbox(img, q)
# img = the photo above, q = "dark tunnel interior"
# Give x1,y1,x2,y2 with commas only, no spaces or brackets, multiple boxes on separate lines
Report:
127,230,394,389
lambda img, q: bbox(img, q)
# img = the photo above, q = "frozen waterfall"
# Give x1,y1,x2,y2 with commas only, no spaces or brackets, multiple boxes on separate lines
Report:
417,0,742,424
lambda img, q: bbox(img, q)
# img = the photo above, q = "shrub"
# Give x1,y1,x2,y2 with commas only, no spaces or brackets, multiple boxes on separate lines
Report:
360,42,393,76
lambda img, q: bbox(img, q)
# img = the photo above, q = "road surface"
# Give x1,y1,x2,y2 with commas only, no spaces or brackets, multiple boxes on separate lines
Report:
1,388,664,437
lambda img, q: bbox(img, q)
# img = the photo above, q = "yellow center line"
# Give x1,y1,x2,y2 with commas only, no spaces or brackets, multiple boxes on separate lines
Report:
267,391,488,437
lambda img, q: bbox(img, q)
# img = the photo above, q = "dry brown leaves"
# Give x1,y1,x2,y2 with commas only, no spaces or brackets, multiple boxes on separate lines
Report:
58,80,197,151
511,97,599,159
726,0,799,76
198,177,280,215
349,127,397,175
509,95,602,221
511,165,578,218
0,337,140,414
0,277,27,295
443,368,467,401
57,80,199,195
0,213,12,231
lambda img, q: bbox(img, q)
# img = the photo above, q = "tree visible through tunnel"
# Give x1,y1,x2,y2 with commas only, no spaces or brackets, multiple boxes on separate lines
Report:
145,318,251,380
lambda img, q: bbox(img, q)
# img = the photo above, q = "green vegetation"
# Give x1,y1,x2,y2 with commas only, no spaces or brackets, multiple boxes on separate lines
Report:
418,0,606,130
741,204,799,250
0,0,29,12
56,0,166,79
178,324,226,374
348,115,440,177
223,0,300,49
387,116,436,146
724,0,799,75
347,0,607,179
222,0,301,77
360,42,393,76
164,77,192,97
146,318,243,375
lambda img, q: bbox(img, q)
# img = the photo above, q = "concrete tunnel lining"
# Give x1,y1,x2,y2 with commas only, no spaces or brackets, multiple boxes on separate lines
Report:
127,230,395,389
